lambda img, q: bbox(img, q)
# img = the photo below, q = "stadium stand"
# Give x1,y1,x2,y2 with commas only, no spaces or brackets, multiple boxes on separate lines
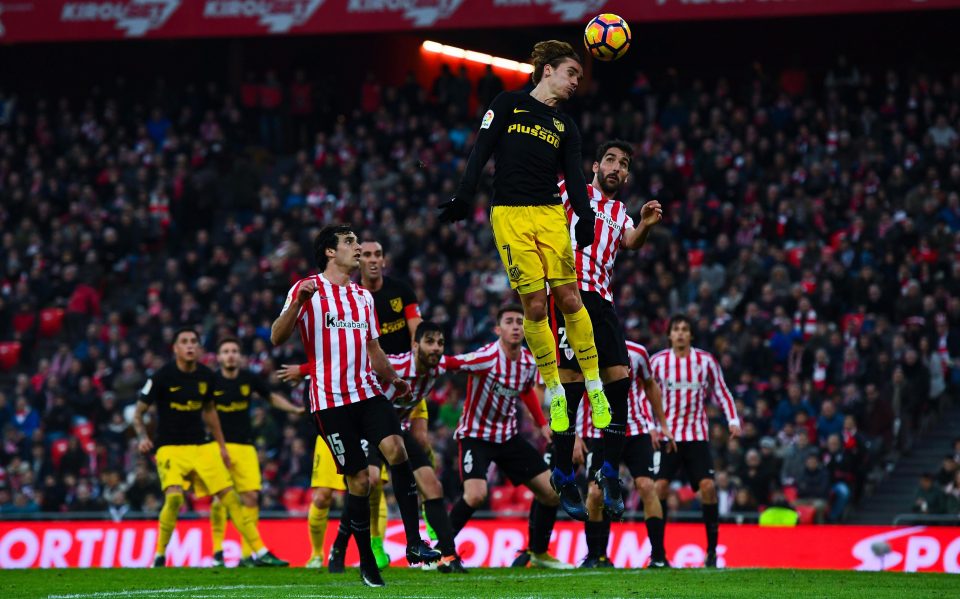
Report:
0,51,958,526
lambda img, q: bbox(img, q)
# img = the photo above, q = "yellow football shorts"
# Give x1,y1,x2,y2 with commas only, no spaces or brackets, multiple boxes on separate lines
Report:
491,204,577,294
222,443,262,494
311,436,347,491
156,442,232,496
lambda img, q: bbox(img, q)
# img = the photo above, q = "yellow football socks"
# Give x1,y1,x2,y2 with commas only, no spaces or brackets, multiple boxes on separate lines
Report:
308,503,329,559
239,504,259,558
369,481,384,537
155,492,184,556
523,317,561,389
220,490,264,554
210,499,227,554
561,306,600,382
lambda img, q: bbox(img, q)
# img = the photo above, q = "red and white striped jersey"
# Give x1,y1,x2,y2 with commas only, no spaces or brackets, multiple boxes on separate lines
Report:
559,180,634,303
454,341,539,443
383,351,450,429
576,341,655,439
649,347,740,442
283,274,382,412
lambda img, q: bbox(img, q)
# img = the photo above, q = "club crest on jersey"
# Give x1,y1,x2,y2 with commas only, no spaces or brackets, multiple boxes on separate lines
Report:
564,348,575,361
553,118,565,133
335,453,345,466
240,384,251,396
325,313,368,330
198,381,208,395
390,297,403,313
508,265,522,282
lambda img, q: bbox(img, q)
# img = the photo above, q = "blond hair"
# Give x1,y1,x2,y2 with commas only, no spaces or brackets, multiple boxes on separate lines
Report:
530,40,581,85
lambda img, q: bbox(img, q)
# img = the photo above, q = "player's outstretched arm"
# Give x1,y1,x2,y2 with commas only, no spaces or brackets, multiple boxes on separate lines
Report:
622,200,663,250
441,93,512,223
268,392,305,415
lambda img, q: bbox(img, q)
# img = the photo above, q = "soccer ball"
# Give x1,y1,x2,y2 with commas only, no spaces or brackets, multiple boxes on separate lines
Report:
583,13,631,61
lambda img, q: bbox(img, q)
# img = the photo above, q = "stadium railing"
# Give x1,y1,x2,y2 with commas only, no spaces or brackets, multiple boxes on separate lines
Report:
891,513,960,526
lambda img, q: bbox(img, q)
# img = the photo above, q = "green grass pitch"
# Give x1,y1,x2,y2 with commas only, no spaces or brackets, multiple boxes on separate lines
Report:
3,567,959,599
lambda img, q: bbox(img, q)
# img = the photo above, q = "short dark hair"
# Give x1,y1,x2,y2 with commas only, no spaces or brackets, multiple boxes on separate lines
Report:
217,337,241,352
595,140,633,164
497,304,524,323
173,326,199,344
314,224,354,270
668,314,693,333
415,321,444,343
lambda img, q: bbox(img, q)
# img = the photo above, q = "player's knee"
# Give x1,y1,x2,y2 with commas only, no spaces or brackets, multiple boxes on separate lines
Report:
348,470,371,496
463,487,487,508
699,478,716,498
636,477,655,499
240,491,258,508
164,492,184,510
586,483,603,508
555,286,583,314
654,480,668,499
520,291,548,321
538,487,561,507
380,436,408,465
313,487,333,508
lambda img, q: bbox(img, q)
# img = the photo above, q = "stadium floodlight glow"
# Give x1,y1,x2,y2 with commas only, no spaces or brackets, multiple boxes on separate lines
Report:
422,40,534,74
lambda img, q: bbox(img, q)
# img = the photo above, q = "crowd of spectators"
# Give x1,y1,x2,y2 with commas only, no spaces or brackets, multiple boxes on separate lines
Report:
0,51,959,523
911,437,960,518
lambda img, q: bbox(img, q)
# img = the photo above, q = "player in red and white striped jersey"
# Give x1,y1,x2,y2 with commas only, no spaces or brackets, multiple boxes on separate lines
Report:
650,314,741,569
574,340,674,568
270,224,438,586
447,305,571,570
285,321,468,573
549,140,664,525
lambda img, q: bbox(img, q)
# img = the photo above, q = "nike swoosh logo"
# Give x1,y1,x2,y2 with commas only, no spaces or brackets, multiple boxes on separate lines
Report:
213,390,225,396
513,108,529,113
578,348,594,354
169,386,181,392
535,352,552,360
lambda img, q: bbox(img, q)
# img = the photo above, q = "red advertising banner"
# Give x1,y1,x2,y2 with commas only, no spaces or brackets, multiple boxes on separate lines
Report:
1,518,959,572
0,1,958,44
